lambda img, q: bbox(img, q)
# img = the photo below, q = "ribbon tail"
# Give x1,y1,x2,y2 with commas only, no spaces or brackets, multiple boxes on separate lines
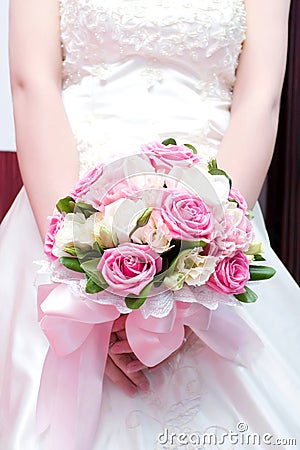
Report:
185,304,262,366
36,348,59,435
36,321,113,450
77,323,113,449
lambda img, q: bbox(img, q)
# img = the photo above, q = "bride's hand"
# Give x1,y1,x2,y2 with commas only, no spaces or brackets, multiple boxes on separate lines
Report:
105,315,150,396
105,317,195,394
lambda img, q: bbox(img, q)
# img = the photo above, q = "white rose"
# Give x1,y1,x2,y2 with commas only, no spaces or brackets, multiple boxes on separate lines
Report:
145,228,172,254
164,249,218,290
94,200,123,246
103,198,134,244
245,239,264,255
131,209,172,254
177,249,218,287
53,213,95,256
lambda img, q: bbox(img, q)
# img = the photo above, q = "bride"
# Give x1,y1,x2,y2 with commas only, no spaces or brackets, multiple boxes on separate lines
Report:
1,0,300,449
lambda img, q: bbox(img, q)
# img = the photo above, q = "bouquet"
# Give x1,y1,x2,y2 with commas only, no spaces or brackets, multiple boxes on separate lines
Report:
37,139,275,449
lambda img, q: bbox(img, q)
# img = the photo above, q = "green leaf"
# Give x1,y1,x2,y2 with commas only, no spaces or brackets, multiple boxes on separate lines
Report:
129,208,153,239
80,258,108,288
93,241,104,253
153,258,170,287
176,273,185,289
234,286,258,303
63,246,102,261
63,245,78,256
136,208,153,228
254,254,266,262
247,210,255,220
85,277,105,294
69,200,76,211
181,240,207,250
162,138,177,146
56,196,75,214
153,278,164,288
59,256,85,273
184,143,197,154
208,158,218,171
249,265,276,281
208,168,232,189
75,201,98,219
165,248,193,277
79,249,103,262
229,199,239,207
125,282,153,310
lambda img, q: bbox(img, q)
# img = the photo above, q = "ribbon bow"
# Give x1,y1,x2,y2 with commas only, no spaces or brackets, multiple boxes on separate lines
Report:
37,283,261,450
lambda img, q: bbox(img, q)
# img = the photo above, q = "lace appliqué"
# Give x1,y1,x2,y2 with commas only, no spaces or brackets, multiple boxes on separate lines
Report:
123,334,234,449
60,0,246,94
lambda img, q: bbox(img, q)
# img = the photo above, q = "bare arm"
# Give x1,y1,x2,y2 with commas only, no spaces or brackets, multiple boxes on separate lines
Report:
10,0,149,394
217,0,290,209
9,0,79,239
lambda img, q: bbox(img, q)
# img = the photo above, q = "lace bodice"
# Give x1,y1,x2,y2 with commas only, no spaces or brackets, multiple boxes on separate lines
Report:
60,0,246,92
59,0,247,175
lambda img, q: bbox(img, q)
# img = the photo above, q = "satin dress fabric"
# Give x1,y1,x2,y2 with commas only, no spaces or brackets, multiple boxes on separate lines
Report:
1,1,300,449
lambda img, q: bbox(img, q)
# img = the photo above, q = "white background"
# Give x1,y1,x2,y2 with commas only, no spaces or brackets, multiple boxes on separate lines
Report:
0,0,16,151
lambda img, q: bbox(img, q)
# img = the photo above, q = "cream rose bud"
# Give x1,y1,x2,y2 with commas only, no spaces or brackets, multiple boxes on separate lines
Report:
131,209,172,254
176,250,218,286
163,272,185,291
91,211,114,248
53,213,95,255
95,225,116,248
146,228,172,254
245,240,264,256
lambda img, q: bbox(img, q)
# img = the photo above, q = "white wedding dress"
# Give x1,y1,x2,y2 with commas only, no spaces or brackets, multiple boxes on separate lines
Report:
1,1,300,449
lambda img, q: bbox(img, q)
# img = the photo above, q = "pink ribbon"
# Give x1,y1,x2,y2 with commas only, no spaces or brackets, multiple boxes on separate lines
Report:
37,283,261,450
37,284,120,450
126,300,261,367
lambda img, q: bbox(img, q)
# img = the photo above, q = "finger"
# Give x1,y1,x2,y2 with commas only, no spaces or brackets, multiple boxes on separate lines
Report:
110,340,132,354
126,359,147,373
149,327,194,373
184,326,194,341
108,331,118,346
115,329,126,341
105,355,137,396
112,315,127,332
109,352,150,392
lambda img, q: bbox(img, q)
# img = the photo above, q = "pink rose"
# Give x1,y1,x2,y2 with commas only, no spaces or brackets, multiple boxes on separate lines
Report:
44,211,64,260
224,210,253,254
141,141,200,171
71,164,104,201
159,189,214,242
212,205,254,257
76,159,137,210
228,187,248,212
207,251,250,295
98,244,162,295
102,180,139,206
